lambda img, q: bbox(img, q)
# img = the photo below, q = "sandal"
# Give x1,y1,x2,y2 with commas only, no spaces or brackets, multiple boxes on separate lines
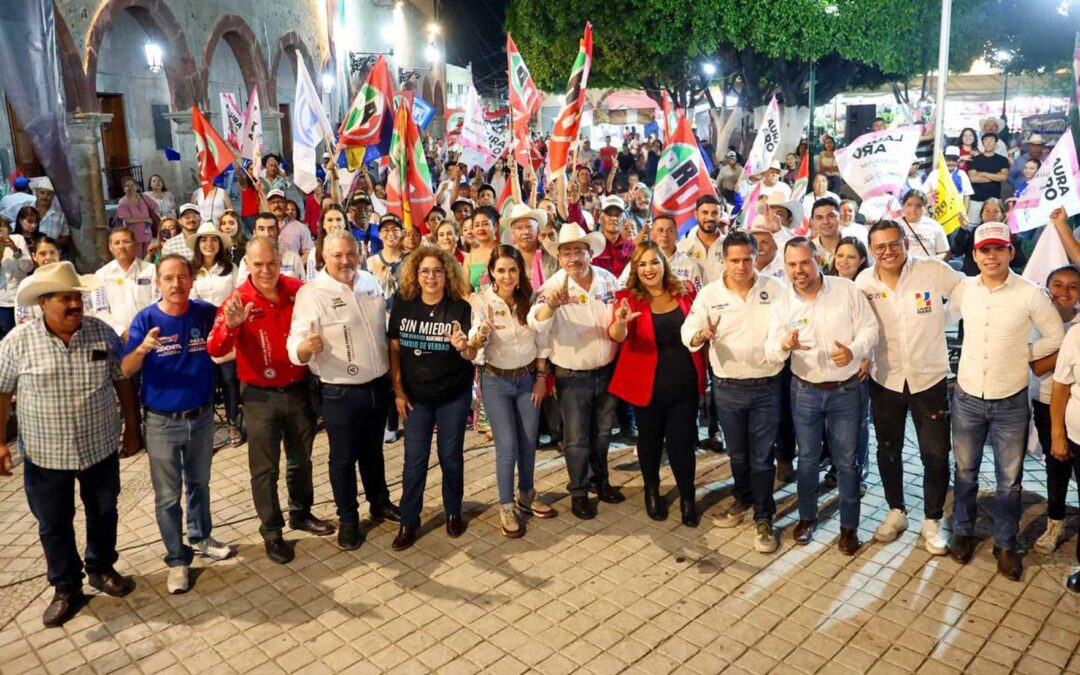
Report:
228,426,245,448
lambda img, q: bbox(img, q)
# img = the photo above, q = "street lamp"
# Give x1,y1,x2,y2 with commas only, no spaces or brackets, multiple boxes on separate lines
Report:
425,43,441,64
144,41,164,73
996,49,1013,123
702,62,717,77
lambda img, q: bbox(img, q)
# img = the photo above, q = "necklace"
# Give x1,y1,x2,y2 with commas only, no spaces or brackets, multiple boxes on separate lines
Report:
423,298,443,317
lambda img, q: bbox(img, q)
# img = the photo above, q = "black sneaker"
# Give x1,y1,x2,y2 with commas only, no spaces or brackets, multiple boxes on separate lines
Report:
265,536,294,564
338,522,363,550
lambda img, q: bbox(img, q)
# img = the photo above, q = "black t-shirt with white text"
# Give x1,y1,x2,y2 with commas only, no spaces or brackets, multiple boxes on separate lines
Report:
967,153,1010,202
388,295,474,404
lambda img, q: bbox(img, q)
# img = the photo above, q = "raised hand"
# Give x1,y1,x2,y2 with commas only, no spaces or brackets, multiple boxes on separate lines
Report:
298,321,324,361
697,315,721,344
782,329,809,352
546,274,572,309
830,340,854,368
137,327,162,356
224,293,254,329
614,298,642,325
443,320,470,352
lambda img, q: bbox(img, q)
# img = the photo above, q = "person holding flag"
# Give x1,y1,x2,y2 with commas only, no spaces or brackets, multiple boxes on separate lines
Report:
546,24,592,180
922,146,972,226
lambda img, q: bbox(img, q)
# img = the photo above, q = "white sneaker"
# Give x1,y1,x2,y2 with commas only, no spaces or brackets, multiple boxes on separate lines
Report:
874,509,909,543
167,565,190,594
194,537,235,561
921,518,949,555
1034,518,1065,555
383,429,398,443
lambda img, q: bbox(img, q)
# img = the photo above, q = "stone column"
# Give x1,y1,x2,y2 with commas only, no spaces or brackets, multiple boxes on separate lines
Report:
66,112,112,272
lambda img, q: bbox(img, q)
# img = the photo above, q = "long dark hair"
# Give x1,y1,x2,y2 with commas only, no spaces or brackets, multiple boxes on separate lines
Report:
195,233,234,276
487,245,532,325
625,241,687,301
315,205,348,271
827,236,870,279
14,205,39,238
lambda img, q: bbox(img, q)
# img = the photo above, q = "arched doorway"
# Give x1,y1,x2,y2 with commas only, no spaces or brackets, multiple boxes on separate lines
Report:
200,15,271,116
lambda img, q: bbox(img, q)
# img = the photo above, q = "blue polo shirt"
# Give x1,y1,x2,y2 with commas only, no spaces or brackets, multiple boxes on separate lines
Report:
124,301,216,412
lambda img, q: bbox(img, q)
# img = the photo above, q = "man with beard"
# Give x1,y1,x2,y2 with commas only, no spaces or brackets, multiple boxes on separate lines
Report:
675,195,727,284
162,203,202,260
268,189,313,259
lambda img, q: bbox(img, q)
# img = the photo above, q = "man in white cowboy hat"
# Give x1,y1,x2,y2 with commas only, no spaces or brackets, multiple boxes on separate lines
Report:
758,159,792,201
501,202,558,286
979,117,1009,157
162,203,203,260
121,253,235,594
1008,133,1047,190
32,177,71,252
764,191,804,248
268,188,313,258
529,221,624,520
593,195,635,277
90,227,157,340
748,215,785,280
0,261,141,628
675,195,729,284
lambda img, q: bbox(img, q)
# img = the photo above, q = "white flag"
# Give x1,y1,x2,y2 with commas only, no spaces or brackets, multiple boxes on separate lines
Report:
1011,128,1080,233
220,93,244,154
743,96,781,179
1023,224,1069,285
459,78,493,169
835,126,922,201
240,87,263,178
292,55,336,194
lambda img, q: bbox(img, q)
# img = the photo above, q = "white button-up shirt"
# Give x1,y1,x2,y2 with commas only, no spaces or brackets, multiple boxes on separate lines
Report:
757,253,786,281
619,249,705,292
287,268,389,385
683,272,785,379
528,266,619,371
856,257,961,393
1052,327,1080,443
675,227,725,284
0,234,32,307
191,264,237,307
91,258,158,335
469,287,549,370
952,271,1064,399
766,275,879,383
1035,316,1079,404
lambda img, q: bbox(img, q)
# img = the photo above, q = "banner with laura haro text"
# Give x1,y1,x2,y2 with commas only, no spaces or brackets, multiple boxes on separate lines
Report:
220,93,244,154
835,125,921,201
743,96,781,179
1011,128,1080,233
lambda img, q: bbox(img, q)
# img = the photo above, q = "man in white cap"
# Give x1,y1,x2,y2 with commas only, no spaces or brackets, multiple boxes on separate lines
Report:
33,177,71,253
529,222,623,519
758,160,791,201
0,262,141,627
966,132,1011,225
675,195,728,284
91,227,157,340
162,203,202,260
1008,134,1047,190
717,150,742,203
949,221,1063,581
593,195,635,278
268,189,313,258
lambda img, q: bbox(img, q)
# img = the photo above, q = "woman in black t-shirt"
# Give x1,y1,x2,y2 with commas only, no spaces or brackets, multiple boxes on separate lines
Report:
388,245,478,550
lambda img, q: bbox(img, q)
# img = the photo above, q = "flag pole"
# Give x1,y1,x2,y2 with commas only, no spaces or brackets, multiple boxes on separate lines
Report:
932,0,953,160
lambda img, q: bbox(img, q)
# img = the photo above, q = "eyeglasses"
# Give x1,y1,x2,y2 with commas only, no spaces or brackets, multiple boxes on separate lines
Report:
871,240,905,255
419,268,445,277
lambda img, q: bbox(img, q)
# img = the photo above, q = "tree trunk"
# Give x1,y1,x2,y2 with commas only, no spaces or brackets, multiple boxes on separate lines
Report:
711,107,743,157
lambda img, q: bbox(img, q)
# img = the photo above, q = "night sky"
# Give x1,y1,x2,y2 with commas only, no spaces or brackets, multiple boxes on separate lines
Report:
439,0,508,97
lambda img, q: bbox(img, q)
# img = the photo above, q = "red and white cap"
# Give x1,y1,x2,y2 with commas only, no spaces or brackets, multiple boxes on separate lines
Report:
973,221,1011,249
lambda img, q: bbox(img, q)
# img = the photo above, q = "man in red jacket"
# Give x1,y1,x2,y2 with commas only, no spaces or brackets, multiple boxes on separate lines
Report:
208,237,334,564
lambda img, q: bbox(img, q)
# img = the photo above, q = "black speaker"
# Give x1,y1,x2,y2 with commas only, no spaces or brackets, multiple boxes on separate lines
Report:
845,104,877,144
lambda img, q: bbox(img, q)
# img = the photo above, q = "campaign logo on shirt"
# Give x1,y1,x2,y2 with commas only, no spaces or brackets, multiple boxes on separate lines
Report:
188,327,207,353
915,291,933,314
759,290,771,304
789,317,810,330
137,277,152,285
865,290,890,303
330,297,346,310
598,290,615,305
710,302,731,312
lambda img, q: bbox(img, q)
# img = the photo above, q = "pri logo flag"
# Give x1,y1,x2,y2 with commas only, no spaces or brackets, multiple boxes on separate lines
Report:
445,108,464,144
790,152,810,202
660,91,679,141
385,95,435,233
219,93,244,154
507,34,541,136
191,105,236,196
292,54,336,193
743,96,781,179
652,112,719,229
835,126,921,201
1010,128,1080,233
546,23,593,177
933,153,966,235
338,55,394,152
239,87,262,177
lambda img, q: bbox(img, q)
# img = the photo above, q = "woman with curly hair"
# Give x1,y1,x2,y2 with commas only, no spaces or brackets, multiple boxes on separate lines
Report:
389,246,478,550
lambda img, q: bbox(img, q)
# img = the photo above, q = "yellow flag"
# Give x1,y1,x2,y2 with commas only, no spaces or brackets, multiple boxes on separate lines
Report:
344,147,366,171
933,153,965,234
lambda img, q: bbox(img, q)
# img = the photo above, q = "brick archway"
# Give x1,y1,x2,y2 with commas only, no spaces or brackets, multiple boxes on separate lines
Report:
200,15,271,109
270,31,317,108
84,0,200,111
54,5,94,113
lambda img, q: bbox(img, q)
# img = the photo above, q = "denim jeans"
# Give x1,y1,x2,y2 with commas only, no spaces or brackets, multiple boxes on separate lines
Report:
481,370,541,504
713,375,781,522
322,377,392,524
214,360,241,426
791,376,862,528
24,453,120,591
144,406,214,566
555,364,617,496
400,387,472,527
952,385,1028,550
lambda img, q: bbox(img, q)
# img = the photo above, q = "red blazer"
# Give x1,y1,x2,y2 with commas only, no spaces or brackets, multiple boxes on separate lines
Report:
608,287,706,407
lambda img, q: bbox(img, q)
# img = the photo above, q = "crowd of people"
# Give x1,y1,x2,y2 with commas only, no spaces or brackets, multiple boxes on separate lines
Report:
1,111,1079,632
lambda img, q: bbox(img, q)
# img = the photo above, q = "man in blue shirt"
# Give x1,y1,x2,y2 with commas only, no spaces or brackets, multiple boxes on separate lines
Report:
122,254,234,595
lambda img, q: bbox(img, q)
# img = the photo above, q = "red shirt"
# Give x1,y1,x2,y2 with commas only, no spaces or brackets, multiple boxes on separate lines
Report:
240,185,259,217
593,235,634,278
207,276,308,387
599,146,617,172
304,193,322,237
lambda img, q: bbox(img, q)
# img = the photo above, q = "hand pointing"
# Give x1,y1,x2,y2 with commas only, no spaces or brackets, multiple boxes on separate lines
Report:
137,327,162,356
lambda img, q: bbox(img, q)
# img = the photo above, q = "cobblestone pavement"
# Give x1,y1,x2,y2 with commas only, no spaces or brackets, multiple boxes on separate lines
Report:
1,420,1080,675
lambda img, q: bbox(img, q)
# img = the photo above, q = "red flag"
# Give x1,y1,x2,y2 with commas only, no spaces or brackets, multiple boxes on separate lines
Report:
338,55,394,149
507,34,541,137
546,23,593,177
652,111,719,229
496,175,514,214
385,95,436,233
192,105,236,196
661,91,678,140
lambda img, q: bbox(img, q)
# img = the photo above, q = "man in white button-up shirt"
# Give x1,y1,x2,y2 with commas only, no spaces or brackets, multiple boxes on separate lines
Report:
856,221,960,555
529,222,622,520
949,221,1064,581
91,228,157,340
674,195,728,284
683,231,785,553
766,237,878,555
287,231,401,550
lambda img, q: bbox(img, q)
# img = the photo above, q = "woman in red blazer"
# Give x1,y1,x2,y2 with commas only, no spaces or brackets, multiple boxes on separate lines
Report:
608,242,706,526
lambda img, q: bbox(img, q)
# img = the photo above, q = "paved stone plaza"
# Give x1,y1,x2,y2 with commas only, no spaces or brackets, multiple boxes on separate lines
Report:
1,422,1079,675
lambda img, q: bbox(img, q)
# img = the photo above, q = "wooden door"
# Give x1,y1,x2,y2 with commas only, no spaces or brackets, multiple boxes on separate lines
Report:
97,94,130,198
5,100,43,177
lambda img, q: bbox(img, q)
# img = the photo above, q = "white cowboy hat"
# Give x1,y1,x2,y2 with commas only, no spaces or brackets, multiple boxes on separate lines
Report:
16,261,100,306
498,202,548,231
186,221,232,251
747,213,774,236
765,190,804,227
541,220,606,259
1026,134,1047,145
31,176,54,192
980,116,1004,132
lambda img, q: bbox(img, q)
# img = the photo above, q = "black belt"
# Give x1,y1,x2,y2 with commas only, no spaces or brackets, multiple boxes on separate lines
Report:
485,363,535,378
715,375,779,387
247,380,307,394
146,402,211,420
797,374,859,391
553,363,613,378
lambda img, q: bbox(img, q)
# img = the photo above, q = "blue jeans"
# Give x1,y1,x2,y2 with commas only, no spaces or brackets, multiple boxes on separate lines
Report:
322,377,392,524
856,379,870,482
791,377,862,528
481,370,540,504
713,375,780,522
952,385,1028,550
555,364,617,496
144,406,214,567
400,388,471,527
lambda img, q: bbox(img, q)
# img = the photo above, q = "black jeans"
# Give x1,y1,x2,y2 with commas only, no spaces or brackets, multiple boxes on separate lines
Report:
635,391,698,501
1066,440,1080,563
24,453,120,591
870,378,951,519
243,381,316,540
214,360,241,426
555,364,617,496
774,362,797,463
322,377,393,524
1033,401,1075,521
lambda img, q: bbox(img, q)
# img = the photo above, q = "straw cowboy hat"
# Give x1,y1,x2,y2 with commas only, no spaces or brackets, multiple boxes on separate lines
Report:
499,202,548,231
765,190,805,227
16,261,100,306
31,176,55,192
541,220,606,259
186,222,232,251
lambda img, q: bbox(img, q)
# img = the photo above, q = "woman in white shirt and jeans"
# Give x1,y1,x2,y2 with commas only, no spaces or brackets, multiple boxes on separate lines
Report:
0,218,32,335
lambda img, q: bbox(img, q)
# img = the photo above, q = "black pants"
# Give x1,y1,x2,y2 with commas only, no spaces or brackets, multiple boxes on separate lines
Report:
1065,440,1080,563
24,453,120,591
243,382,316,540
1033,401,1075,521
322,377,393,524
634,391,698,501
870,378,951,519
774,362,797,463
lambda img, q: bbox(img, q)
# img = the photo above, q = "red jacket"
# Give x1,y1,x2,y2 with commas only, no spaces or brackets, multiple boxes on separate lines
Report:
207,276,309,387
608,287,706,407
